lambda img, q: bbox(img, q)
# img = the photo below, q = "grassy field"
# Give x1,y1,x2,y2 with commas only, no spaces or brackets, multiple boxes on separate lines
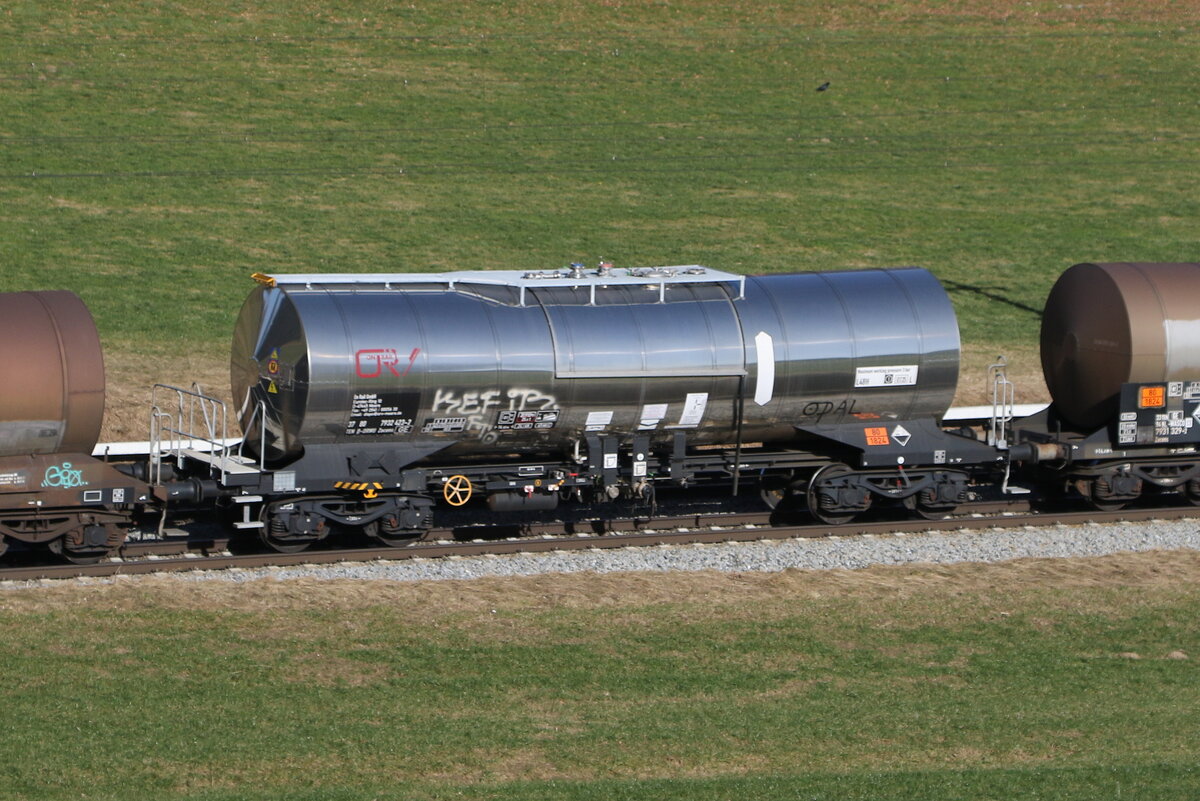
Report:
4,1,1200,435
2,551,1199,800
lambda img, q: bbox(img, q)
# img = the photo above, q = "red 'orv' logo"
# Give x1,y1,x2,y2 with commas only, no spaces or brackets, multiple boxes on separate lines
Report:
355,348,420,378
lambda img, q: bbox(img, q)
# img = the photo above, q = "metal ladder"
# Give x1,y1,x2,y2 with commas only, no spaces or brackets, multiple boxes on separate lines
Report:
987,357,1029,495
988,356,1014,450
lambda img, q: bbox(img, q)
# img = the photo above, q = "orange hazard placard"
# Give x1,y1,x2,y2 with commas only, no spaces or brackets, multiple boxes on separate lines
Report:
864,426,890,446
1139,385,1166,408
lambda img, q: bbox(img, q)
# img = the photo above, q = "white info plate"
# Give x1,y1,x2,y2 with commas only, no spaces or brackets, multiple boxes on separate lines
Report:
854,364,919,388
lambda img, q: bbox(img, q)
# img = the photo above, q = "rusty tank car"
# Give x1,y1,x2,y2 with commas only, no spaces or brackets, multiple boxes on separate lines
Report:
1015,262,1200,509
0,290,150,562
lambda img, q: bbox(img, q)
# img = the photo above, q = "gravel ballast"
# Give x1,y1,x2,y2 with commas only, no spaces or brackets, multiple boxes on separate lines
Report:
4,519,1199,589
4,518,1194,588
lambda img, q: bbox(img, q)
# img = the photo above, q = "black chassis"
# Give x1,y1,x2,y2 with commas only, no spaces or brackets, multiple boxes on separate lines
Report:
1014,383,1200,507
788,417,1007,519
168,416,1011,541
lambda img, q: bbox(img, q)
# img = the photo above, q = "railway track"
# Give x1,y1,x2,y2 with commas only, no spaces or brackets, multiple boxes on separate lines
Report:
4,499,1198,583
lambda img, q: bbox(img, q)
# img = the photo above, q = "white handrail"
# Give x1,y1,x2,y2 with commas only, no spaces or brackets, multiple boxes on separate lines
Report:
149,384,235,484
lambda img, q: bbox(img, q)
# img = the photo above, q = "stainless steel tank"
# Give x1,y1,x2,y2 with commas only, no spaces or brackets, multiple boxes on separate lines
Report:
1041,262,1200,428
0,290,105,456
231,266,960,465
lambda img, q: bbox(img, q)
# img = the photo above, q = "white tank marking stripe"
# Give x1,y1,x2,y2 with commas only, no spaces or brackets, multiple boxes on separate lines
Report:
754,331,775,406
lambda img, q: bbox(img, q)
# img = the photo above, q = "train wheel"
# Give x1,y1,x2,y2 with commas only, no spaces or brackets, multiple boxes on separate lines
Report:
369,519,423,548
372,531,421,547
443,475,473,507
0,535,7,559
1088,475,1139,511
1184,480,1200,507
47,543,104,565
47,523,122,565
905,489,958,521
46,536,86,564
806,463,868,526
259,529,313,554
758,473,794,511
259,507,323,554
913,502,957,521
1088,497,1127,512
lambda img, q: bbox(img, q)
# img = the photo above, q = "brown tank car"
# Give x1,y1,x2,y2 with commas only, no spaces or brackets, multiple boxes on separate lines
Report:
1041,262,1200,429
0,291,150,562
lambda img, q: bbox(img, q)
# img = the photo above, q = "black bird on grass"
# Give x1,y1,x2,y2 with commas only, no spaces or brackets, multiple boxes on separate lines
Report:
816,81,830,92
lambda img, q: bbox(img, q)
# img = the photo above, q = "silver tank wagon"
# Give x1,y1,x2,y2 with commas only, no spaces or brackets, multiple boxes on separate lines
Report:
231,265,960,466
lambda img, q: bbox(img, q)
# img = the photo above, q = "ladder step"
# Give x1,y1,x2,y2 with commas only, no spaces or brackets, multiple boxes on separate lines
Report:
233,521,266,529
179,449,263,475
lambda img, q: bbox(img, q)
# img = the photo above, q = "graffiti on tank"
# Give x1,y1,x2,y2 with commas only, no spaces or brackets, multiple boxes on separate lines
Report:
432,387,557,415
355,347,420,379
466,414,498,444
432,387,559,442
42,462,87,489
506,387,556,411
432,388,501,416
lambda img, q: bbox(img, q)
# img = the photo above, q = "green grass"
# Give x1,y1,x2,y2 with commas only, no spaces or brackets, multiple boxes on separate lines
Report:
2,556,1199,799
4,4,1200,797
2,2,1199,358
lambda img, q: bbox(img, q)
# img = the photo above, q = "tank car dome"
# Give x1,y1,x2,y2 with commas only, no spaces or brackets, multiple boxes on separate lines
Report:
0,291,105,456
1040,262,1200,429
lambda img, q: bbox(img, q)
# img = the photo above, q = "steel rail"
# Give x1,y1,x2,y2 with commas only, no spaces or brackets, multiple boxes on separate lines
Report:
3,501,1197,583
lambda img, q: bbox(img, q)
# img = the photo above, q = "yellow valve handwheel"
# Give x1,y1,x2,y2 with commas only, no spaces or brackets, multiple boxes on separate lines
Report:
443,475,473,507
